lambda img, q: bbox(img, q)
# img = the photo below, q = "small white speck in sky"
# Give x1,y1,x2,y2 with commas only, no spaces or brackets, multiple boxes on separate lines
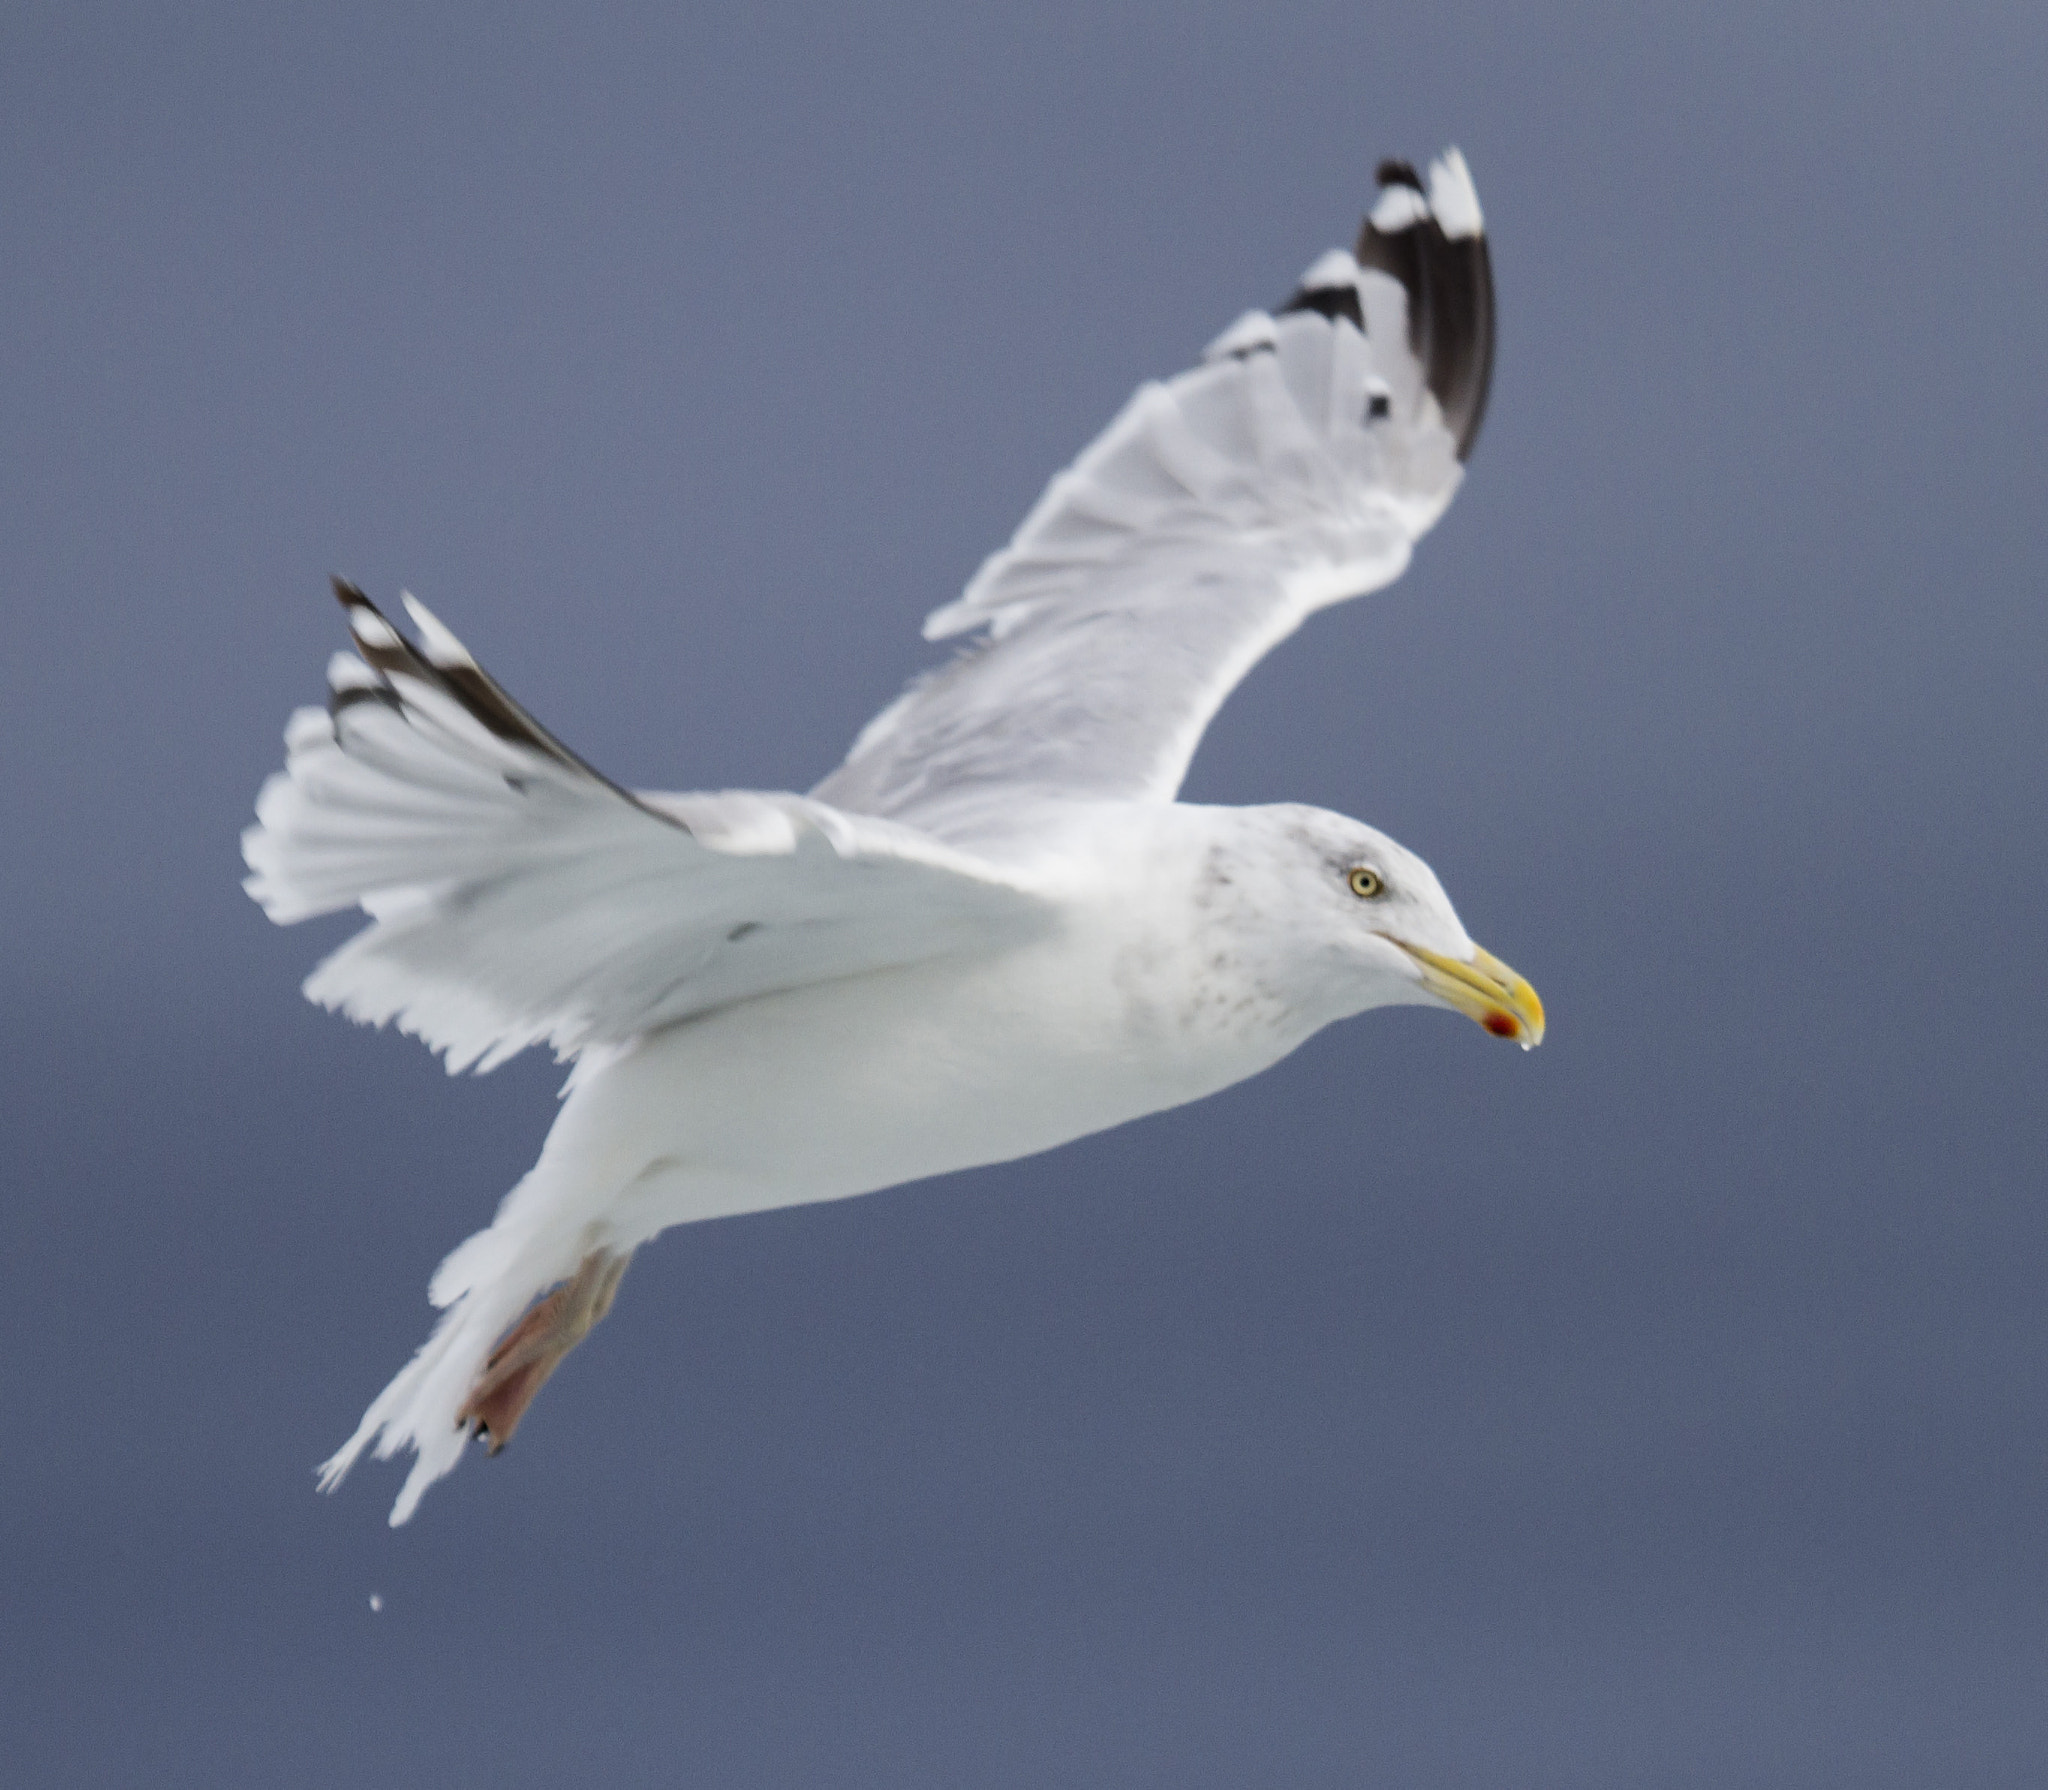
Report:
368,1593,383,1613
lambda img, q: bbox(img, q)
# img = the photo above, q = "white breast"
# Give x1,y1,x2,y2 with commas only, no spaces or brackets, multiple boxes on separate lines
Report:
547,852,1305,1243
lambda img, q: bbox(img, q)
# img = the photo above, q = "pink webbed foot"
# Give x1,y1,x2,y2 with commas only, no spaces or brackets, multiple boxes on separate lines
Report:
458,1248,631,1453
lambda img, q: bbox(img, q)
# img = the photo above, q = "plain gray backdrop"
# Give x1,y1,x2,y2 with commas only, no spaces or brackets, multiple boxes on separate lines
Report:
4,4,2045,1785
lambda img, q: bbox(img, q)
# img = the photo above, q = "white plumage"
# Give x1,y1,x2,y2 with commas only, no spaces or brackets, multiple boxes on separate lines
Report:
246,626,1047,1075
246,149,1542,1525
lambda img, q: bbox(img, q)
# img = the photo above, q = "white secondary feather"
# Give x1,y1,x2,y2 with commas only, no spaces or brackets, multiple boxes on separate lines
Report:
247,149,1524,1525
812,215,1469,845
245,604,1050,1074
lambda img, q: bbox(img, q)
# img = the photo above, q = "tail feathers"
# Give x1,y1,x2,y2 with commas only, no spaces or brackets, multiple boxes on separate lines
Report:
428,1221,520,1310
319,1236,576,1526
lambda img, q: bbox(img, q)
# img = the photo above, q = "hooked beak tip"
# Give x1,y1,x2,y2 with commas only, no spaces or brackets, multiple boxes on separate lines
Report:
1388,939,1545,1049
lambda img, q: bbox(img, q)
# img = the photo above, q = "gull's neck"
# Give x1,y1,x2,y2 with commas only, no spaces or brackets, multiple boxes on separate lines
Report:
1035,801,1359,1080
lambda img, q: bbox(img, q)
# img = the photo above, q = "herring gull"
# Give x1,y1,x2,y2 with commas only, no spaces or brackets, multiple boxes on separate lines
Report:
244,149,1543,1525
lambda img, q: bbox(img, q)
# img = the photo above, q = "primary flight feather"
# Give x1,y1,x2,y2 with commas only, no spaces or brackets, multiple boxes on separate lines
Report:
245,149,1542,1525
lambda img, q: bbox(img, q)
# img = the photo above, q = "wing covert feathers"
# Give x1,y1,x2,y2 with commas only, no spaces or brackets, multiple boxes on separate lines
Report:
813,149,1494,842
245,589,1045,1072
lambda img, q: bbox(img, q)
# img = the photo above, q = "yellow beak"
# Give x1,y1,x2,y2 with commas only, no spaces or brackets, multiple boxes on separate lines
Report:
1387,940,1546,1049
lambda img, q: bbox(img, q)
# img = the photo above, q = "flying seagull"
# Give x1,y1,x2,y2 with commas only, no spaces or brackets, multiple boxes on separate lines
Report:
245,149,1541,1525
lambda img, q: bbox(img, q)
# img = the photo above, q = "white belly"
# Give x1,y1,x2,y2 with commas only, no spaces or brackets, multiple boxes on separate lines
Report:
536,923,1307,1247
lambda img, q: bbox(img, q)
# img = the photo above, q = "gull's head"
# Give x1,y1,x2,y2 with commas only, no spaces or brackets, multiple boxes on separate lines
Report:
1206,805,1544,1049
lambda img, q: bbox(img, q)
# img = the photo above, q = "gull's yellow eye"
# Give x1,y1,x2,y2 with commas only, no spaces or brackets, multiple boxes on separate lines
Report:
1347,867,1384,900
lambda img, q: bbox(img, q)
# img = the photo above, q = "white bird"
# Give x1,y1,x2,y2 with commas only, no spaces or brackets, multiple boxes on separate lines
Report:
245,149,1542,1525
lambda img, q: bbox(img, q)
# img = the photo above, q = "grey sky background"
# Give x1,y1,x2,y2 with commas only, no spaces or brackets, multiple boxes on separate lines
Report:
4,4,2045,1785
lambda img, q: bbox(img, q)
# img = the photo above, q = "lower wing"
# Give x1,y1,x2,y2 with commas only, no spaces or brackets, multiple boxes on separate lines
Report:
244,584,1051,1073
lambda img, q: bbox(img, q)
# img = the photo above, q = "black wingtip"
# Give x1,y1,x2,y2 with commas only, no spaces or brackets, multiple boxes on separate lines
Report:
317,577,691,828
1278,283,1364,331
1356,155,1496,461
328,581,550,756
328,578,434,689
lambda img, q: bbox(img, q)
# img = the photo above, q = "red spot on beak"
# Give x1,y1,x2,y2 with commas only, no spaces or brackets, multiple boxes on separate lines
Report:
1482,1011,1521,1039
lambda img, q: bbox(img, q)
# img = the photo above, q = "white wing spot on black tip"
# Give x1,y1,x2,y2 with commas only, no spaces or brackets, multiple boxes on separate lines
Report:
1355,154,1496,460
321,577,692,833
331,579,570,759
1279,284,1364,331
329,682,404,721
331,578,427,683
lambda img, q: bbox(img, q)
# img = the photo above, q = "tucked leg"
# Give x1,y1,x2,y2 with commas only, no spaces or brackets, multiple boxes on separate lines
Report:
458,1247,632,1453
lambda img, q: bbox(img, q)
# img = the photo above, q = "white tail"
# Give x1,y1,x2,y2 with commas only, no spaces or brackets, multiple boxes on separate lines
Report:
318,1169,593,1525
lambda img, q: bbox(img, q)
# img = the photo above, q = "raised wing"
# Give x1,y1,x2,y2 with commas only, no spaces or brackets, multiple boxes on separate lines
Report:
245,584,1050,1073
813,151,1495,848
